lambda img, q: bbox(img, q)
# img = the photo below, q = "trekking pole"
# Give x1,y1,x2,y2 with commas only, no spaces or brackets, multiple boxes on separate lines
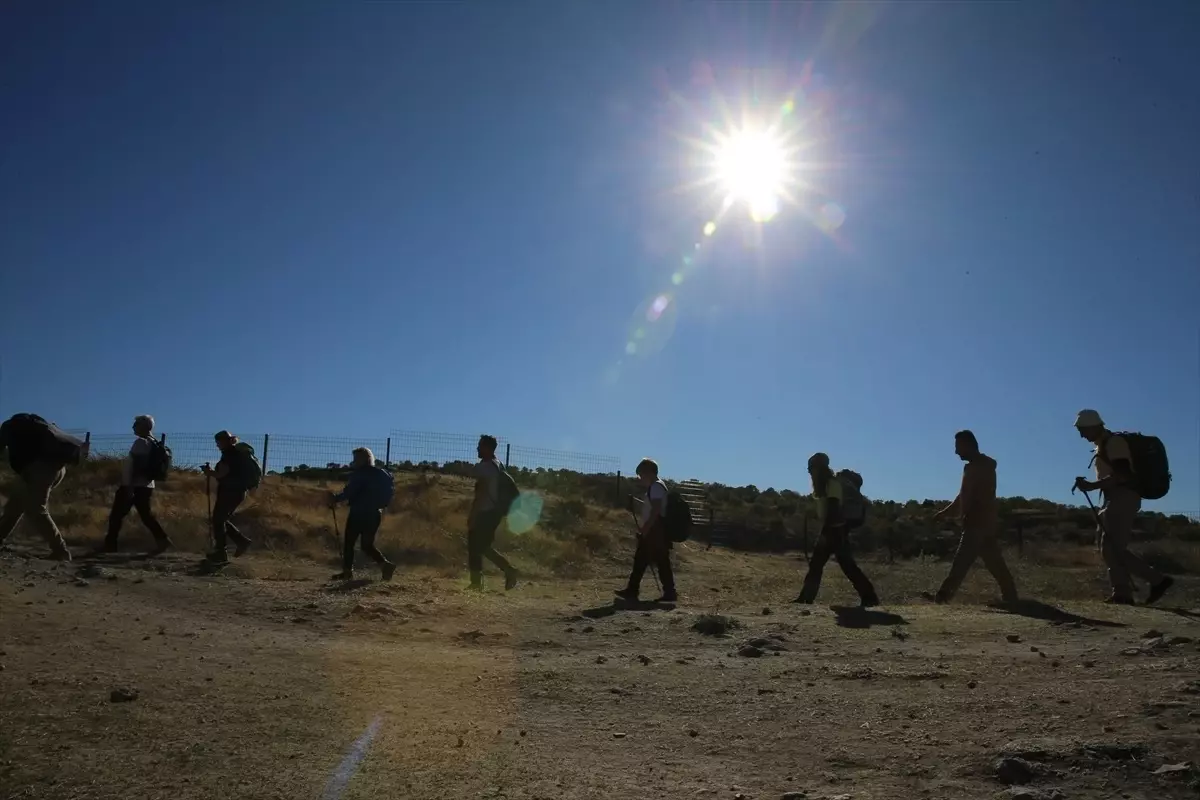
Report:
205,466,213,551
331,504,341,548
1073,482,1105,552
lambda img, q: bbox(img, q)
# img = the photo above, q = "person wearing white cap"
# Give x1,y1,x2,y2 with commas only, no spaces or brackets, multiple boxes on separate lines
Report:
1072,409,1173,605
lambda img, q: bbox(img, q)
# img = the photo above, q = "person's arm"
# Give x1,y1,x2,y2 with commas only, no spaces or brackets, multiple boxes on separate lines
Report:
129,439,150,478
339,471,366,504
1077,437,1135,493
0,420,9,455
959,462,983,523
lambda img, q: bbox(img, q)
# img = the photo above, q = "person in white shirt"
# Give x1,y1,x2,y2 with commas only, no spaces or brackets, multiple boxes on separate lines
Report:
615,458,677,603
100,415,171,555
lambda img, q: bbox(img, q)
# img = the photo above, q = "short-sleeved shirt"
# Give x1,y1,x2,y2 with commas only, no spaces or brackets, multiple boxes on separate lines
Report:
1094,434,1134,481
641,480,669,527
473,458,501,513
121,436,155,489
814,474,844,530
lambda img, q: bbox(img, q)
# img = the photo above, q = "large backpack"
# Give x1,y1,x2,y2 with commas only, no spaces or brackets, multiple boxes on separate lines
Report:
8,413,85,467
653,482,695,543
485,460,521,515
836,469,869,530
369,466,396,509
1098,432,1170,500
144,437,172,482
233,441,263,490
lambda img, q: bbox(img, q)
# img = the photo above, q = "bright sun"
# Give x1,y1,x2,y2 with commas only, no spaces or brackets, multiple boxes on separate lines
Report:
712,125,790,223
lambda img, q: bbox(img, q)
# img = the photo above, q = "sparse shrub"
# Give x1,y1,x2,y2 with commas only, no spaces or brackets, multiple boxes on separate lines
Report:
691,614,742,636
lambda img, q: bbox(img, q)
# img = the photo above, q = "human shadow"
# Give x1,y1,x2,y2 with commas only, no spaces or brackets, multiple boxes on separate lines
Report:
831,605,909,629
581,599,676,619
986,599,1126,628
79,551,156,565
323,577,374,593
1154,606,1200,621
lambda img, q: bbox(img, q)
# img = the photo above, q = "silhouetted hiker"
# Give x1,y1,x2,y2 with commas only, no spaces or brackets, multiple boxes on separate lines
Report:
96,415,172,555
927,430,1017,604
0,413,81,561
200,431,258,564
467,434,518,591
329,447,396,582
615,458,677,603
1073,409,1173,605
794,452,878,606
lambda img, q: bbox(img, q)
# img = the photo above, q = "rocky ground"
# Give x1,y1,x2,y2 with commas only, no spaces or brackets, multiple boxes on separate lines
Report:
1,544,1198,800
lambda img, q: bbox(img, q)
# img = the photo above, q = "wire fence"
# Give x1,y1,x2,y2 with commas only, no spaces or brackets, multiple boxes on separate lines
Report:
74,428,621,476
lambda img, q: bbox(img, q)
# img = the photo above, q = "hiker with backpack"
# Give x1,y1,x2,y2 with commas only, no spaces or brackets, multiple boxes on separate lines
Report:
927,430,1018,604
200,430,259,564
615,458,679,603
794,452,879,606
328,447,396,582
0,413,82,561
1072,409,1173,605
97,415,173,555
467,434,519,591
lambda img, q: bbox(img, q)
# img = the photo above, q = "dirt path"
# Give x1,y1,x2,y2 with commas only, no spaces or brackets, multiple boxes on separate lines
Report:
2,548,1198,800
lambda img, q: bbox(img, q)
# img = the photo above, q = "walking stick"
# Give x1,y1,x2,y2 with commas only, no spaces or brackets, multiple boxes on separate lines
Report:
205,466,213,551
331,503,341,549
1073,481,1105,552
628,508,662,594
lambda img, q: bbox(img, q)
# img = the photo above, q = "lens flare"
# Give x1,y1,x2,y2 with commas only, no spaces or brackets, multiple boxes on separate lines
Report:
712,124,791,223
703,221,717,237
647,294,671,322
506,492,544,535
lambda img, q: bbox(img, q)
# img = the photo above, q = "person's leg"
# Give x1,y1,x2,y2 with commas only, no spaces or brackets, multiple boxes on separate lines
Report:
466,514,486,587
935,530,981,602
20,462,70,558
651,531,676,600
978,533,1019,603
210,492,237,559
618,534,651,599
220,490,251,555
1098,503,1135,601
481,512,514,573
338,513,361,578
356,509,394,579
833,533,879,605
103,487,136,551
131,487,171,551
0,479,28,547
796,533,834,603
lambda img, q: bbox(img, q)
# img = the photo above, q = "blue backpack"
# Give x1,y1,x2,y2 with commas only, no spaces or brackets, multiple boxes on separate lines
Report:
368,466,395,509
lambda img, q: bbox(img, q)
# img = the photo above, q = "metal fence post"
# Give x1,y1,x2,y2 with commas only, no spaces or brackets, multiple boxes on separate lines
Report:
262,433,270,475
385,436,391,468
505,443,511,469
616,470,622,505
84,431,91,459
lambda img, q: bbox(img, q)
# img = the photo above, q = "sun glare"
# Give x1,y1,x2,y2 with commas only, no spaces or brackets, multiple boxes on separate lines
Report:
713,125,790,223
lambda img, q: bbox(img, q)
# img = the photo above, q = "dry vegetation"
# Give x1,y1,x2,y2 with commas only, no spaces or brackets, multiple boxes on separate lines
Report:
2,460,1199,799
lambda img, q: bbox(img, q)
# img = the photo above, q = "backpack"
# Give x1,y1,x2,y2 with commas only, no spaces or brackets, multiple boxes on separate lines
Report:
494,462,521,515
369,466,395,509
1098,432,1171,501
233,441,263,490
144,437,172,482
836,469,869,530
9,413,85,467
652,481,695,543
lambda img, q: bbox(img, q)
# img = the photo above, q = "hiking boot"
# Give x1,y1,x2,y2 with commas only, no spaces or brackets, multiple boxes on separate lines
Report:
1146,576,1174,605
205,550,229,565
380,563,396,582
791,595,814,605
331,571,352,582
504,569,520,591
1104,594,1135,606
89,543,119,557
466,582,484,592
149,538,173,557
860,595,881,608
614,588,639,602
920,591,947,604
49,546,73,562
233,538,251,558
654,591,678,603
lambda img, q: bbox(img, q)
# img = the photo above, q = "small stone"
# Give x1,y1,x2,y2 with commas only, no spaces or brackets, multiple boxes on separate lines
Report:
994,756,1036,785
595,656,607,664
968,681,978,689
1143,629,1163,639
519,730,527,737
1166,636,1193,646
780,794,807,800
737,645,764,658
1006,634,1022,643
73,579,90,588
1152,762,1190,775
1030,646,1039,652
762,607,772,615
109,687,139,703
688,729,699,737
612,732,626,739
636,654,651,665
582,626,594,633
799,610,812,616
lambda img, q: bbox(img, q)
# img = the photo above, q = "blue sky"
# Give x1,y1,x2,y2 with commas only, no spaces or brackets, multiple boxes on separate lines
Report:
2,2,1197,512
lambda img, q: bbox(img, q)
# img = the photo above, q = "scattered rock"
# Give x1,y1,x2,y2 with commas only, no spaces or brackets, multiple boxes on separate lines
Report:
1081,742,1148,761
109,687,139,703
1166,635,1193,646
1142,637,1167,650
73,578,90,588
780,793,807,800
1143,629,1163,639
595,656,607,664
1006,634,1022,643
799,610,812,616
78,565,109,580
994,757,1037,785
582,626,594,633
1152,762,1191,776
636,654,651,665
612,732,626,739
737,645,764,658
691,614,742,636
1119,648,1143,657
1030,646,1039,652
1007,789,1065,800
688,729,699,737
968,681,978,689
891,627,909,641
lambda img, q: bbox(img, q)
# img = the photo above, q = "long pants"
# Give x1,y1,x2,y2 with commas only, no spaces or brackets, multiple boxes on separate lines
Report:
624,525,675,596
211,487,249,552
0,460,69,552
1099,490,1161,599
937,524,1018,602
105,486,169,548
343,508,391,572
799,527,878,603
468,510,512,580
